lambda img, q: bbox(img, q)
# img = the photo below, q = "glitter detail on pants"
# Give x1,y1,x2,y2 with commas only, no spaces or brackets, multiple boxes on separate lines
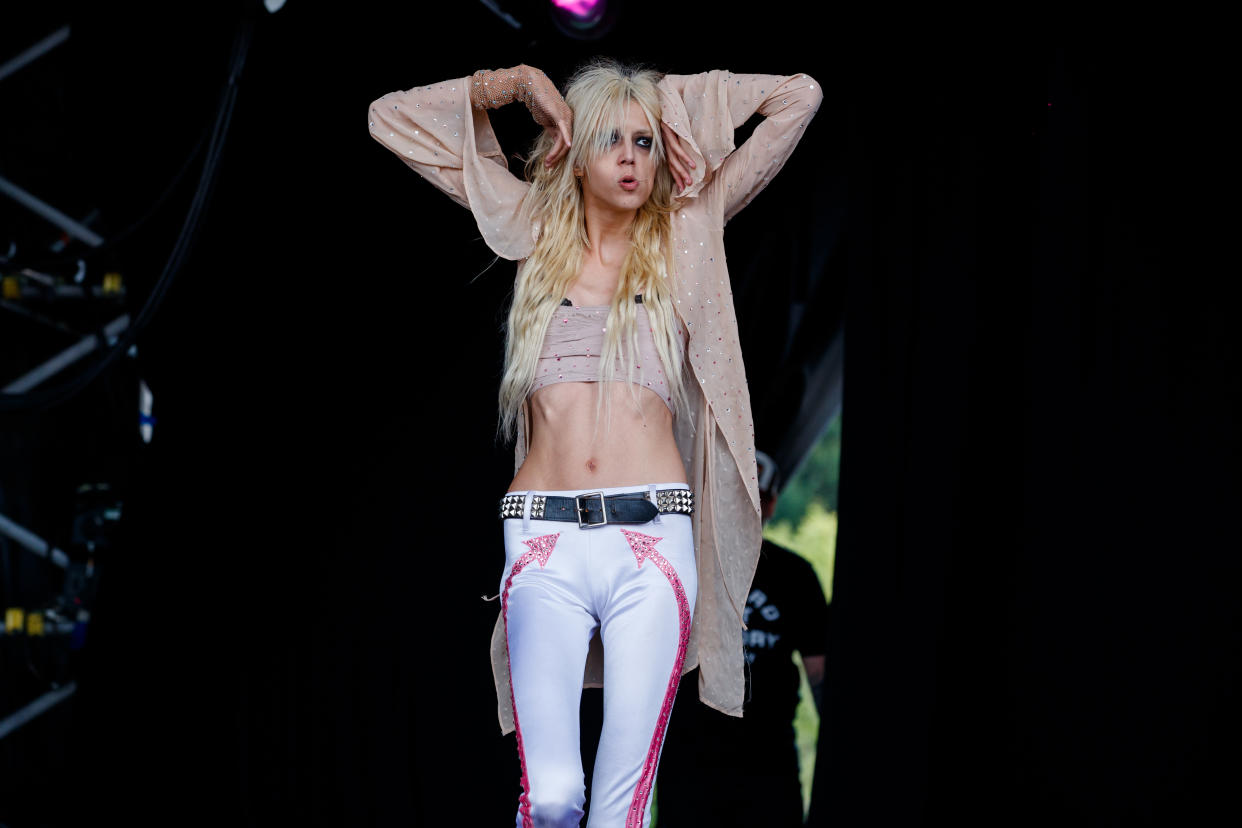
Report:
521,531,559,568
502,532,561,828
619,529,692,828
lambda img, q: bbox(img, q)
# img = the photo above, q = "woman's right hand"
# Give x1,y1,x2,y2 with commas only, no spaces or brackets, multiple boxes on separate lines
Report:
471,65,573,167
545,116,573,168
518,66,573,168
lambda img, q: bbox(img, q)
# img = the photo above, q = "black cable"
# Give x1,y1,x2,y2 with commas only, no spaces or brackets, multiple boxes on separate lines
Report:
0,12,255,413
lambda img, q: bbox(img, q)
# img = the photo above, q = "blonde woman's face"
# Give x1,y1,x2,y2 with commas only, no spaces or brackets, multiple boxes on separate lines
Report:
579,100,657,215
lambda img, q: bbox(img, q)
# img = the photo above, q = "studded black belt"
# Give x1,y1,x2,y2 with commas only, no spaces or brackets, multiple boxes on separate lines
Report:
499,489,694,528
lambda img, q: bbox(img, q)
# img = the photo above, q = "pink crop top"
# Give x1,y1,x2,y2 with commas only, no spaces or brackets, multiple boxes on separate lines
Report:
530,297,680,413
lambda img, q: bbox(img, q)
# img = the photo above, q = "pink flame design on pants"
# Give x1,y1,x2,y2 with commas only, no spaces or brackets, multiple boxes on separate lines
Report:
501,532,560,828
620,528,691,828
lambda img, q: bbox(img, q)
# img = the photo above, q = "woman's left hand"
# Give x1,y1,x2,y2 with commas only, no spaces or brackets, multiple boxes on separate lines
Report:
660,122,696,193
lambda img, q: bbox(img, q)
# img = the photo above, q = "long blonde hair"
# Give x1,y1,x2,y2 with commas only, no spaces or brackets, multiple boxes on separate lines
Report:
497,58,687,441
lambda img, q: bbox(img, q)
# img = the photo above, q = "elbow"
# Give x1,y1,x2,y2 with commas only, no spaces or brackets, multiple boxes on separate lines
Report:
367,90,405,136
768,73,823,117
799,74,824,112
367,96,388,138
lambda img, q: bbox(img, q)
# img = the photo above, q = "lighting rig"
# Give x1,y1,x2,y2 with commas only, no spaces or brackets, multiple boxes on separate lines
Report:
478,0,623,39
0,6,255,757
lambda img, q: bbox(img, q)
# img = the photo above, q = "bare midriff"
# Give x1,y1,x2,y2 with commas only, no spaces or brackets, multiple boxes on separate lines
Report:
508,380,687,492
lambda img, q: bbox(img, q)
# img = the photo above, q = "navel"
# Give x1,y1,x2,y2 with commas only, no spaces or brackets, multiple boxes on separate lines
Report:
586,458,598,473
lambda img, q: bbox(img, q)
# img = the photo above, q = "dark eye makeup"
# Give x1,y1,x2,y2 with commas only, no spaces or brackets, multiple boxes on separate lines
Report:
607,130,654,150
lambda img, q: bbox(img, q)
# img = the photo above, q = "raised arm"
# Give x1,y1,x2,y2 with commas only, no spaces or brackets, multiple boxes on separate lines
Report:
658,70,823,224
713,72,822,222
367,65,570,260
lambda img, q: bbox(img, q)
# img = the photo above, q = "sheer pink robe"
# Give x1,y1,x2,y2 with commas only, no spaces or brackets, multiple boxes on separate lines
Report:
368,69,823,733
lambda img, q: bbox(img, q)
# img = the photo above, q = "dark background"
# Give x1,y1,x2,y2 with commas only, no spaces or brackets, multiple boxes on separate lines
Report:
1,2,1236,825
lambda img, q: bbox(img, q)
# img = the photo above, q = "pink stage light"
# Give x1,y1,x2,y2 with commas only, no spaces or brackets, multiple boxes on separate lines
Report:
551,0,603,17
548,0,613,39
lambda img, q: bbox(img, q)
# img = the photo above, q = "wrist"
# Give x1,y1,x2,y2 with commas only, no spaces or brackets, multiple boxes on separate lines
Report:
470,65,531,111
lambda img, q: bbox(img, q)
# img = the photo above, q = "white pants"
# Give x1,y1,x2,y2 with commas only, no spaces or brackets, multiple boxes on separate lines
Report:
500,482,697,828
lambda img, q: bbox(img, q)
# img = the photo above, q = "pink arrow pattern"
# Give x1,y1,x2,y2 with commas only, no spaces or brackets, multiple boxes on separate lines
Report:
500,531,560,828
619,529,692,828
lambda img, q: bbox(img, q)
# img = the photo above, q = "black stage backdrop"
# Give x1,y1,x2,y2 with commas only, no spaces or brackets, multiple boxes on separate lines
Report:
1,3,1235,826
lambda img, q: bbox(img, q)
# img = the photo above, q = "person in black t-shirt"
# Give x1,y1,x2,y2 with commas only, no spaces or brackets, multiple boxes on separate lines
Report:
656,450,830,825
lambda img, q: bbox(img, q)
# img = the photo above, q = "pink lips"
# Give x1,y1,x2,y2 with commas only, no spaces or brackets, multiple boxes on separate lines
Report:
619,177,638,191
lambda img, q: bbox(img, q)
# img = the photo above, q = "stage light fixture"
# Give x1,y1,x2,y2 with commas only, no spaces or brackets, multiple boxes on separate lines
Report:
548,0,619,40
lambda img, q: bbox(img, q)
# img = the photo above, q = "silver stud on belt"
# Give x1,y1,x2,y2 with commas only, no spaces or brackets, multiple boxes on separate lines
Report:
499,494,546,519
655,489,694,514
498,489,693,520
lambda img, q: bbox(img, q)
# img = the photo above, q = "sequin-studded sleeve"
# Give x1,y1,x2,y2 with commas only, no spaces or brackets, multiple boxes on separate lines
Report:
709,72,823,223
656,71,822,221
368,78,535,260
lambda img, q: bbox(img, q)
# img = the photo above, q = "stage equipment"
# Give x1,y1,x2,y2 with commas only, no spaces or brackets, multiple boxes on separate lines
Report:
2,316,129,395
0,177,104,249
0,513,69,571
0,25,69,84
0,682,77,741
0,483,109,740
0,13,255,412
548,0,620,40
479,0,524,29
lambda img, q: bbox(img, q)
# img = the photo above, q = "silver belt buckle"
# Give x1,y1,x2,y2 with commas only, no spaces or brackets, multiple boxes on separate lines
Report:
576,492,607,528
